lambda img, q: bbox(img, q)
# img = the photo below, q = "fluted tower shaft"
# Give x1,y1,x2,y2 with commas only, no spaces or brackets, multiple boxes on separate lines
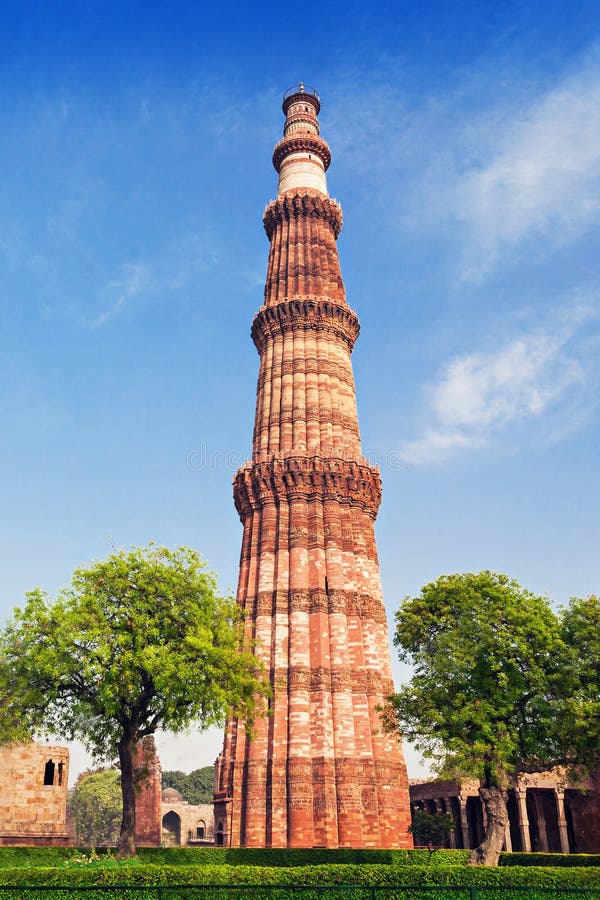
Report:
214,85,412,849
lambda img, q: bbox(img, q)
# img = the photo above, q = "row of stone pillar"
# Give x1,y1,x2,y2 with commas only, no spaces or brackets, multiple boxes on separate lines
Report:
417,788,570,853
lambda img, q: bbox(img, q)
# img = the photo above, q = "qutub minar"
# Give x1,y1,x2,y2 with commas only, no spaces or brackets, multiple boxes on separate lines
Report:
214,84,412,848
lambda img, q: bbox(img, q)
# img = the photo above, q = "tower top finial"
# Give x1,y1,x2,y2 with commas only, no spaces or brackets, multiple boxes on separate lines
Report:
282,83,320,115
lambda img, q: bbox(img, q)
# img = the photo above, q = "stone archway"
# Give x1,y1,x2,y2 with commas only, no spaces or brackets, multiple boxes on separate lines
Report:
162,810,181,847
215,820,224,846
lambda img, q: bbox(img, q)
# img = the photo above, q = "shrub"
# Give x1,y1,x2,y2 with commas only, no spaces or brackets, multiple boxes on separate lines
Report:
0,862,600,890
501,852,600,867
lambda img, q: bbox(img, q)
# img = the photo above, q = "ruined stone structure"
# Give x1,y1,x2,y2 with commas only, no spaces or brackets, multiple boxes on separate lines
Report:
214,84,412,848
161,788,214,847
410,768,600,854
0,743,70,846
133,736,162,848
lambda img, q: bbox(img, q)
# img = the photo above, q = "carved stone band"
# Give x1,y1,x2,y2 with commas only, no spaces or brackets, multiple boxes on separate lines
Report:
249,589,387,624
272,135,332,173
233,455,382,519
269,666,393,697
263,193,342,239
252,297,360,353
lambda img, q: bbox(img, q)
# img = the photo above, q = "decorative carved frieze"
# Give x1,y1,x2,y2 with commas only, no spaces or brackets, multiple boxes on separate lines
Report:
243,588,387,624
252,298,359,353
289,589,310,613
257,358,355,389
272,135,332,173
269,664,391,697
263,193,342,238
288,666,311,688
233,455,382,519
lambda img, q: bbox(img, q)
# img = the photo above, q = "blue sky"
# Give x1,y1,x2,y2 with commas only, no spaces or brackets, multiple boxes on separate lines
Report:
1,1,599,782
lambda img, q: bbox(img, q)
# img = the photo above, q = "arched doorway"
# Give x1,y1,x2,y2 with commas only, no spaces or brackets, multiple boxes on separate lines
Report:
162,811,181,847
215,820,224,846
196,819,206,840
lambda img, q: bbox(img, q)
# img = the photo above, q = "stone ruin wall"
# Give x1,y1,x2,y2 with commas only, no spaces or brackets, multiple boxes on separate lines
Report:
161,796,214,847
0,743,70,846
133,736,162,848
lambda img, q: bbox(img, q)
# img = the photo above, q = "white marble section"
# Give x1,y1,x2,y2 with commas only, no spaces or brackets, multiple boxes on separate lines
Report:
278,152,328,196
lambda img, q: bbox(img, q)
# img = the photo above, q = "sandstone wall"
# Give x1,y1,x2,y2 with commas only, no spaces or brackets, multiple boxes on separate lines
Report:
0,743,70,846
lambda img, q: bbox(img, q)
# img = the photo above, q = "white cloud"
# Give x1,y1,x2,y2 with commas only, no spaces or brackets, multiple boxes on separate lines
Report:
451,56,600,280
402,302,599,464
87,232,219,329
326,47,600,282
89,262,150,329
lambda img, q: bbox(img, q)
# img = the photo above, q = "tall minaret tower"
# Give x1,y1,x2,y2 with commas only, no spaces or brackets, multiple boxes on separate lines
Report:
214,84,412,849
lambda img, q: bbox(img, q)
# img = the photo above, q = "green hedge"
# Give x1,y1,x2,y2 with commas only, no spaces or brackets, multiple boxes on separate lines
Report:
1,863,600,889
0,848,471,869
0,849,82,868
1,890,598,900
136,848,470,867
502,853,600,868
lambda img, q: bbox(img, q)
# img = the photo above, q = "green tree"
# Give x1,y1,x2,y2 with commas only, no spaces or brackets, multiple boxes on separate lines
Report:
162,766,214,805
0,545,267,857
408,809,454,862
388,571,569,866
561,594,600,768
71,768,122,847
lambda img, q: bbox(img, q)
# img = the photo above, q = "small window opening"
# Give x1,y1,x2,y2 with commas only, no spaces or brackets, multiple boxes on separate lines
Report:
325,577,329,596
44,759,55,786
305,106,309,111
197,825,205,839
57,762,64,786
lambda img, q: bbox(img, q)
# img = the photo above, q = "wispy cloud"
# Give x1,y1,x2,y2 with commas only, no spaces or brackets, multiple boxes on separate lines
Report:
325,45,600,282
89,262,150,329
87,232,219,329
401,301,600,465
449,54,600,280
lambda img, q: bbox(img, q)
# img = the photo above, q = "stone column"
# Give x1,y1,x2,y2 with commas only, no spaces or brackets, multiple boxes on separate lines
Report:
554,788,570,854
532,792,549,852
458,796,470,849
503,821,512,852
515,788,531,853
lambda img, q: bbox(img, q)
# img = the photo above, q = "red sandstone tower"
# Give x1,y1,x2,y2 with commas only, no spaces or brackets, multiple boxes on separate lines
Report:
214,84,412,849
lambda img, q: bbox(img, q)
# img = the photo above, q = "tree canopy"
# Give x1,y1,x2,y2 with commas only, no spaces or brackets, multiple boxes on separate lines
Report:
70,768,122,847
408,809,454,861
162,766,214,805
561,594,600,769
388,571,570,865
0,544,267,856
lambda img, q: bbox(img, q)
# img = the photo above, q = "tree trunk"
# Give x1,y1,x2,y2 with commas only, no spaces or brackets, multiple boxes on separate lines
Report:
117,731,137,858
469,784,508,866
